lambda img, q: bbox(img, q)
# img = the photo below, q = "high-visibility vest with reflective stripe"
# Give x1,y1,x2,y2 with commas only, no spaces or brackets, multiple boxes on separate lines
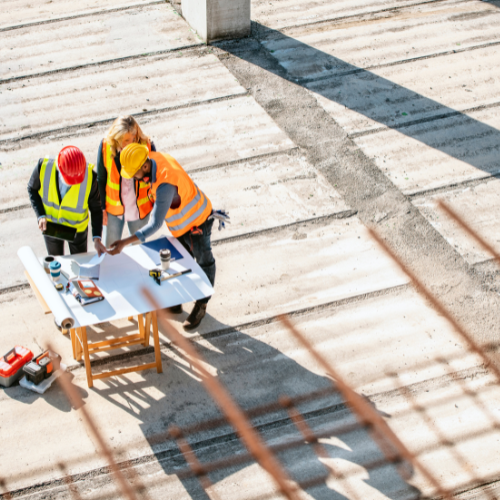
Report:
150,152,212,238
38,157,93,233
102,139,153,219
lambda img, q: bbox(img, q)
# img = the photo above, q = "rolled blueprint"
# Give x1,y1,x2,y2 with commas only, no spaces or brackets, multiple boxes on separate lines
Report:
18,246,75,329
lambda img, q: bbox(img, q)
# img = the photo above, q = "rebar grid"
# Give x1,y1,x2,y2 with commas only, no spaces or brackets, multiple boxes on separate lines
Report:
4,199,500,500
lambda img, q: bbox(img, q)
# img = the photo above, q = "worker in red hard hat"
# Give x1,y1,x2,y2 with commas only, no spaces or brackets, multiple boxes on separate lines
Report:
27,146,106,256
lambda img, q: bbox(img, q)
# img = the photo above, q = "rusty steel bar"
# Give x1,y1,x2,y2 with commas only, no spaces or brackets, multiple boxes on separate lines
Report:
143,289,301,500
58,462,83,500
0,478,12,500
368,228,500,384
48,346,139,500
279,314,457,500
438,200,500,268
169,426,222,500
279,395,364,500
389,372,496,499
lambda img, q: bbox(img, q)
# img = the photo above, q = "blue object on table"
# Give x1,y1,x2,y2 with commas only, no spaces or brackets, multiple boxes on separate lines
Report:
49,260,61,281
141,237,183,263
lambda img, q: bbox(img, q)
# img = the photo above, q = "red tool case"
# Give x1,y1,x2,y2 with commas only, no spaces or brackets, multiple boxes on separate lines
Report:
0,346,34,387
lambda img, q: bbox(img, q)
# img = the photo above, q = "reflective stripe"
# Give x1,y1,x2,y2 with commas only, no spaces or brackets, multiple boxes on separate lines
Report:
106,196,121,206
46,214,89,227
168,195,208,232
165,186,202,224
108,180,120,190
137,197,150,207
76,165,89,210
43,158,55,201
43,200,86,213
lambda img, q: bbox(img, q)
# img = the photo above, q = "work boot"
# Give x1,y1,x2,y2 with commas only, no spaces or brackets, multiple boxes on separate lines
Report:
167,304,183,314
183,302,207,330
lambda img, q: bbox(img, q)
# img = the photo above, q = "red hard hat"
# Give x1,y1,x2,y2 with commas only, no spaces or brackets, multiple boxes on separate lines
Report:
57,146,86,185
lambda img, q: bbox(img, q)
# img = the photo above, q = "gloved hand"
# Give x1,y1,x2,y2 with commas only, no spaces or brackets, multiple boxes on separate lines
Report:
209,209,230,231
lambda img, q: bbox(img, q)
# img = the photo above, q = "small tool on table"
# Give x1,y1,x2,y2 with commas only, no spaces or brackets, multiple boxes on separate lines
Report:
149,268,192,285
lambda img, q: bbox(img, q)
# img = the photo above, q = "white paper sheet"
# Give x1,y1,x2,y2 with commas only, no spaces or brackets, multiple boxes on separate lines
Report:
18,237,214,328
17,247,75,329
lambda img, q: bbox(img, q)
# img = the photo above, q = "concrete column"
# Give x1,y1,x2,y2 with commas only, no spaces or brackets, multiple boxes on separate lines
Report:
181,0,250,43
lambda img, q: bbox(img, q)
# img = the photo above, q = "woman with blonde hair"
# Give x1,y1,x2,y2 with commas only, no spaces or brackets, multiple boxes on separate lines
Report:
97,115,156,247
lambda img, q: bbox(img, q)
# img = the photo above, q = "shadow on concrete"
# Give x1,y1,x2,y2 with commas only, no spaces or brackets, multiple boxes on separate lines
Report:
216,23,500,179
2,370,88,412
95,313,419,500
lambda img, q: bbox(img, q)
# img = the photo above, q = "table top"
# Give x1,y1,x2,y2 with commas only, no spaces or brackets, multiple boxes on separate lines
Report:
53,236,213,328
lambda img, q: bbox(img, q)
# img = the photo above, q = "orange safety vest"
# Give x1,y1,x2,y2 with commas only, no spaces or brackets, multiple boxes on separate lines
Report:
150,152,212,238
102,139,153,219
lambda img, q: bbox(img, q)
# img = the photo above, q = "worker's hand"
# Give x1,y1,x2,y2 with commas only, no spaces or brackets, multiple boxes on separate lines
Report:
108,239,126,256
103,210,108,227
94,238,107,257
38,217,47,232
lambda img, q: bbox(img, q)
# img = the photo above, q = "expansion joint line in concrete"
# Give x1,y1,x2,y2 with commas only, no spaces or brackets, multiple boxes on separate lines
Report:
408,172,500,200
256,0,460,34
0,92,249,146
0,0,168,33
187,147,300,174
0,43,204,86
297,39,500,87
212,209,358,246
0,203,31,215
349,100,500,139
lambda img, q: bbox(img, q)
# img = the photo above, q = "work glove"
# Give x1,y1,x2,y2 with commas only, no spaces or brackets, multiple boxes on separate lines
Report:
209,209,231,231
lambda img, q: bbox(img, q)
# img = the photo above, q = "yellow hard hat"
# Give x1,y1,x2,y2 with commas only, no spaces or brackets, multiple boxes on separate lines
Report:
120,143,149,179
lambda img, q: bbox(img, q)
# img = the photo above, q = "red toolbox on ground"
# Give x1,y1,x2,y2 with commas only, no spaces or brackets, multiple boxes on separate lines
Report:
0,346,34,387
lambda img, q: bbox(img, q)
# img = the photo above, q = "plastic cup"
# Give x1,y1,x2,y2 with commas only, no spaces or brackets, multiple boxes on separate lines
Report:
49,261,61,282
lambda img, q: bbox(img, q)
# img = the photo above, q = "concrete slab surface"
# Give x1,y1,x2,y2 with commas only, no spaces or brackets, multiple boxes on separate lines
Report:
0,287,477,493
1,0,162,30
353,106,500,195
307,44,500,136
0,5,200,81
252,0,443,30
413,178,500,265
193,152,349,241
261,0,500,82
0,96,296,211
0,52,247,140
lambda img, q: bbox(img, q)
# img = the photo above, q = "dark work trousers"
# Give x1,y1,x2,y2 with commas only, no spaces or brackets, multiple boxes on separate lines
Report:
177,217,216,304
43,229,88,256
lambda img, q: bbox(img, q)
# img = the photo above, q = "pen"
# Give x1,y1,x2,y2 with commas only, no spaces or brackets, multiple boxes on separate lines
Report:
160,268,192,282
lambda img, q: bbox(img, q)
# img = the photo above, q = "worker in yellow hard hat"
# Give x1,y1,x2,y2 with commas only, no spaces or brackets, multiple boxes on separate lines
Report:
108,143,217,330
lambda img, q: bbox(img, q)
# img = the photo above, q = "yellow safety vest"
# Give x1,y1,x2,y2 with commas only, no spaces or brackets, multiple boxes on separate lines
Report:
38,157,93,233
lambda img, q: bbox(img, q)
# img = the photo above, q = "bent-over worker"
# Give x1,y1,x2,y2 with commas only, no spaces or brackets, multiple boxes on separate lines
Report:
108,144,215,330
27,146,106,256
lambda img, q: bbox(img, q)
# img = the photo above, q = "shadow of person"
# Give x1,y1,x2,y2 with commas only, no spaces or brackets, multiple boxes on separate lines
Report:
2,370,88,412
95,312,421,500
215,22,500,181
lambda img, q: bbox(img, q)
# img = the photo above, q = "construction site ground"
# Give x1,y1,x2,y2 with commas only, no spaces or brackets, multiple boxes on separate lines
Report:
2,0,500,498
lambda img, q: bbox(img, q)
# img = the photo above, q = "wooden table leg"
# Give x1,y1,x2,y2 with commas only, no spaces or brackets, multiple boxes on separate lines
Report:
79,327,93,388
143,313,151,348
138,314,145,345
151,311,163,374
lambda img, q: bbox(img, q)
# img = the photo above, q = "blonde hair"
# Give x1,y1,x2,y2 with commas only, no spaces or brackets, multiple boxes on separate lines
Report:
105,116,150,155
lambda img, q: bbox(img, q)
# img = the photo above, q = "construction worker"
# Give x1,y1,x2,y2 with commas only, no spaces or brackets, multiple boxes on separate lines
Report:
27,146,106,256
97,116,155,247
108,143,216,330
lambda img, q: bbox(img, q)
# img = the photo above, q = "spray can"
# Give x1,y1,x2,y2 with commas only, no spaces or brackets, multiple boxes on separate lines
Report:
160,249,171,271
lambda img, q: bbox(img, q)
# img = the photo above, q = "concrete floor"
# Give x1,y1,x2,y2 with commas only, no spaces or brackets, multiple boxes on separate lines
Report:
2,0,500,498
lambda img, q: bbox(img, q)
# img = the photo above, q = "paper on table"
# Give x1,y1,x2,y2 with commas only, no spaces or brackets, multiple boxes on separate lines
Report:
17,246,75,329
78,253,106,279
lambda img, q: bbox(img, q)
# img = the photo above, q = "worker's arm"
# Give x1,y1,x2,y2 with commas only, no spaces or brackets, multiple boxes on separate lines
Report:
27,160,47,232
88,170,107,255
108,183,176,255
